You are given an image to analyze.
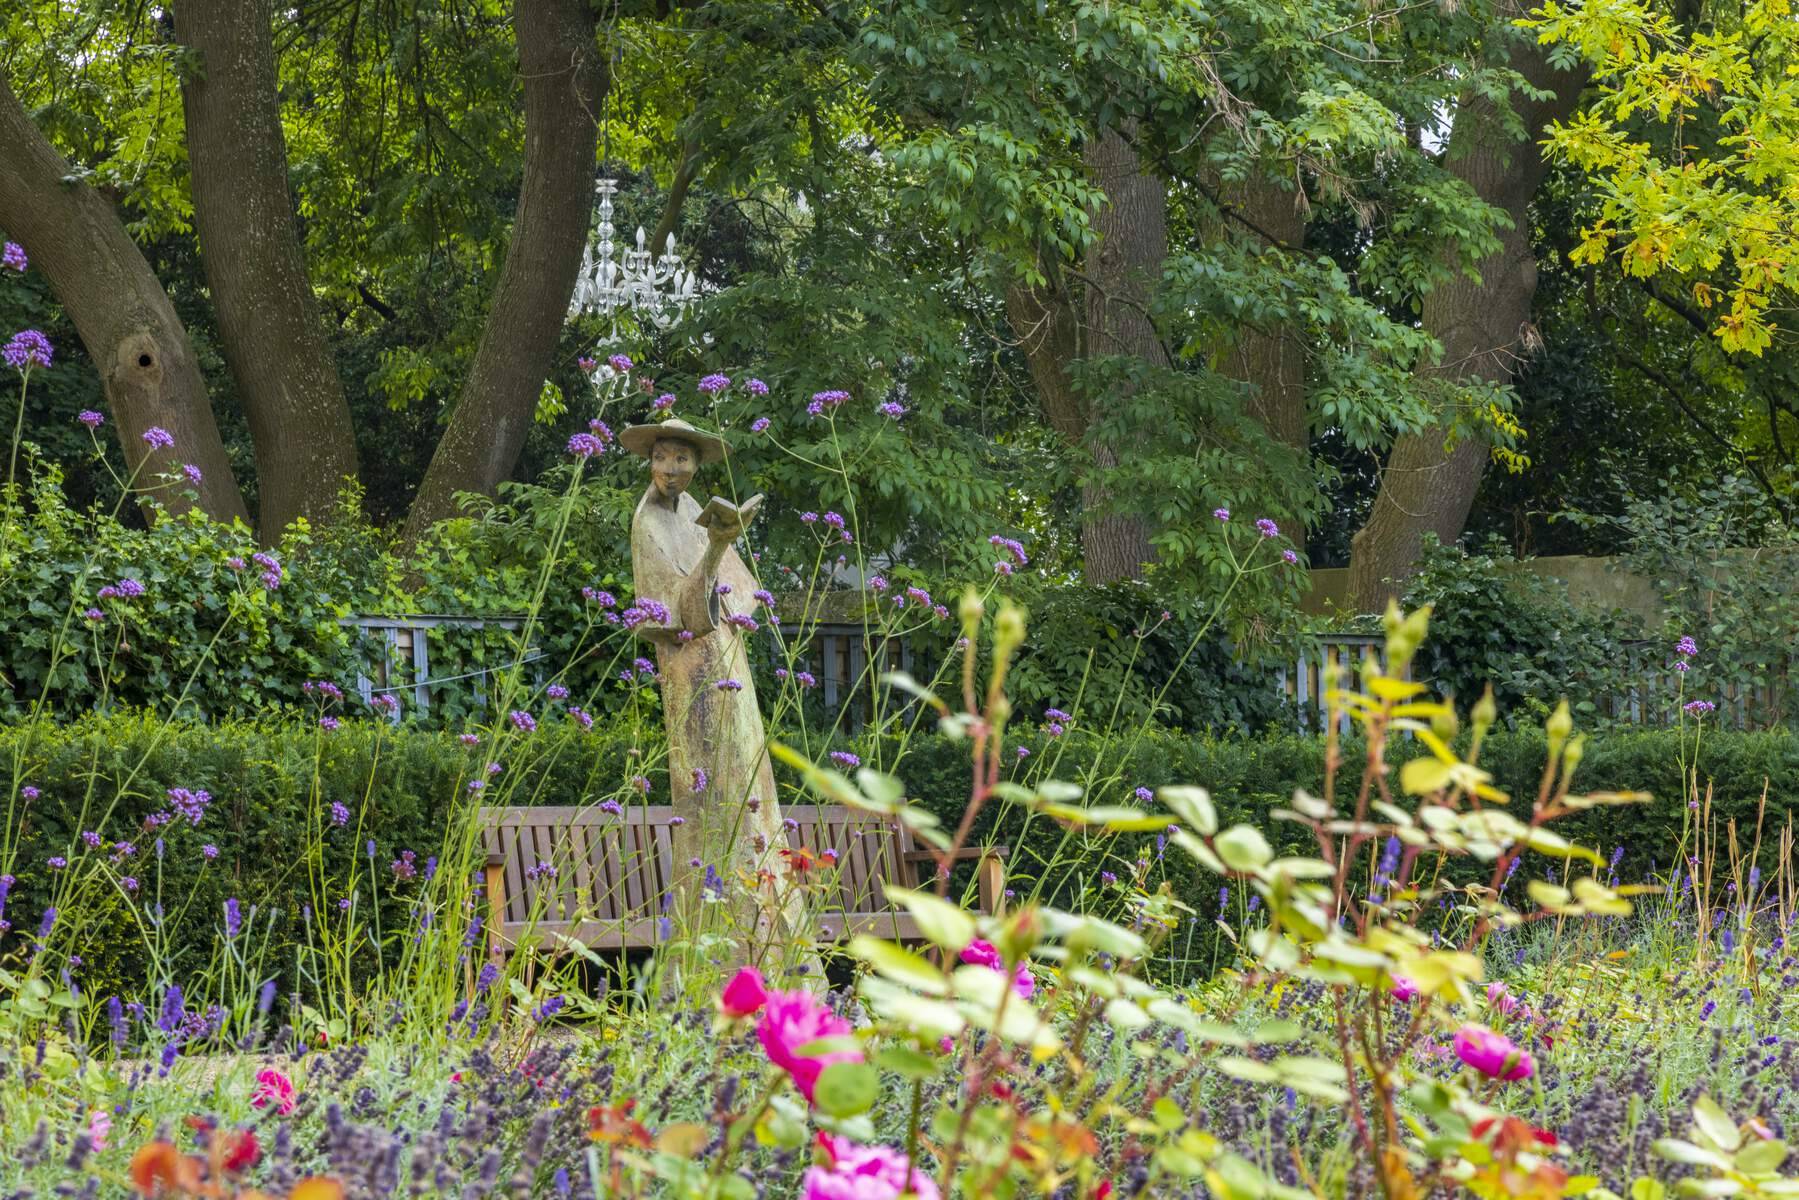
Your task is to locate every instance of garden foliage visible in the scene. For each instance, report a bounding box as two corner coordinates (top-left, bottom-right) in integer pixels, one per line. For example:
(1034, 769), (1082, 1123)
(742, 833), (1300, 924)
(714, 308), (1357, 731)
(6, 711), (1788, 994)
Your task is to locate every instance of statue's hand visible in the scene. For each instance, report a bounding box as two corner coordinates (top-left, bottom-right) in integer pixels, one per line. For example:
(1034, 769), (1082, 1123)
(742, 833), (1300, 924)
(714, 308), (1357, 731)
(702, 494), (762, 544)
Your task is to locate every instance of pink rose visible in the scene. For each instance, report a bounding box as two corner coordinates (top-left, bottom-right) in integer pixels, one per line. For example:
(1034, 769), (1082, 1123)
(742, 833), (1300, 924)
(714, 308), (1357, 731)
(250, 1067), (297, 1115)
(720, 967), (769, 1018)
(960, 939), (1003, 971)
(1453, 1024), (1533, 1081)
(804, 1134), (940, 1200)
(1391, 976), (1419, 1001)
(757, 991), (863, 1104)
(960, 938), (1034, 999)
(1486, 981), (1520, 1015)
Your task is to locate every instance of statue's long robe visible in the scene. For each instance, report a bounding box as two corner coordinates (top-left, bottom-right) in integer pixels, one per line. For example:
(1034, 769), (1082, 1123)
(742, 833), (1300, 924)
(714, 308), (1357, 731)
(630, 484), (807, 952)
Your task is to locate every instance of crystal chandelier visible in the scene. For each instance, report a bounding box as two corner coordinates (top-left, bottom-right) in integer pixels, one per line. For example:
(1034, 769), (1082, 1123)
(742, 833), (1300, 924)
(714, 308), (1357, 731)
(567, 179), (699, 336)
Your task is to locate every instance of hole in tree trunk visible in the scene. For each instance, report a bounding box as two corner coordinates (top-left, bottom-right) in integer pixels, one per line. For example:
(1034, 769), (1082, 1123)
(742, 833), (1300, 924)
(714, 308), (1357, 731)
(138, 353), (153, 368)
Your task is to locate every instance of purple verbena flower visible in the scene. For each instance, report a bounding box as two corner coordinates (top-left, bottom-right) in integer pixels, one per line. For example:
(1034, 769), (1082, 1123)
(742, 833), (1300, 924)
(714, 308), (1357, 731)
(141, 427), (174, 450)
(567, 433), (604, 458)
(1255, 517), (1280, 538)
(988, 535), (1028, 565)
(2, 242), (25, 272)
(78, 410), (104, 429)
(698, 373), (731, 394)
(167, 787), (211, 826)
(4, 329), (52, 371)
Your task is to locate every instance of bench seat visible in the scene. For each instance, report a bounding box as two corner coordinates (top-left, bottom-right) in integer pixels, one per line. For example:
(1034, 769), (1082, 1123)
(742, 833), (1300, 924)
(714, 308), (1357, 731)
(478, 803), (1002, 960)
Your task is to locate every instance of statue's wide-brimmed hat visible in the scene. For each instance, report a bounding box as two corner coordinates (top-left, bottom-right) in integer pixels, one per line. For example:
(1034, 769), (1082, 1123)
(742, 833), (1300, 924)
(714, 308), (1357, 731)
(618, 417), (727, 465)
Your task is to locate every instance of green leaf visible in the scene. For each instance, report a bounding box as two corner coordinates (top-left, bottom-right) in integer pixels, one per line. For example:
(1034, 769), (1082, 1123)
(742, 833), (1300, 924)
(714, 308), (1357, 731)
(1213, 1056), (1280, 1084)
(873, 1045), (941, 1080)
(848, 936), (949, 994)
(1734, 1139), (1787, 1174)
(1693, 1096), (1743, 1152)
(1159, 786), (1217, 835)
(1400, 757), (1455, 795)
(812, 1062), (879, 1117)
(1214, 825), (1273, 871)
(883, 886), (975, 950)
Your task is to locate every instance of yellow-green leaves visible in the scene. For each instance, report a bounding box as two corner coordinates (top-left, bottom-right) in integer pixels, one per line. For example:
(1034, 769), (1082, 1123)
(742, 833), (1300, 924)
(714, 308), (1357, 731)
(1653, 1094), (1799, 1196)
(1159, 786), (1218, 835)
(882, 886), (975, 951)
(1214, 825), (1274, 872)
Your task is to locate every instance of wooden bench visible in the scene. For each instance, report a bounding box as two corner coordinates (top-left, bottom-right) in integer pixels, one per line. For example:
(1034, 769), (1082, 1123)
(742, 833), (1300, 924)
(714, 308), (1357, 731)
(479, 804), (1005, 959)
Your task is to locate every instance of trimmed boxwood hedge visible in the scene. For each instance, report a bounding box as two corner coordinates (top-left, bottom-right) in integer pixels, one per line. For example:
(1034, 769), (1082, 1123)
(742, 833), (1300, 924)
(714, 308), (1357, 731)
(3, 715), (1791, 994)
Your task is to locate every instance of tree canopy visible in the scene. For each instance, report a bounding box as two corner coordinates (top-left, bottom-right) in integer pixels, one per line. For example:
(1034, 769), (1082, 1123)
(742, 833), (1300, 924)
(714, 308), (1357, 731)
(1, 0), (1793, 608)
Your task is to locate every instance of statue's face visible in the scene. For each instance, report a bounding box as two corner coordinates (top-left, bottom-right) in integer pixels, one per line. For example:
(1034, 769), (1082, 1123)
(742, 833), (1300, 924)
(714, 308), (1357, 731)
(650, 438), (697, 499)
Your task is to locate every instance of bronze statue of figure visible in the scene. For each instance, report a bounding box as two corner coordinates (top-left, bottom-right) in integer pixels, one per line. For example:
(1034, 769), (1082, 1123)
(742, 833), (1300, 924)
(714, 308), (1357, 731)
(619, 418), (808, 957)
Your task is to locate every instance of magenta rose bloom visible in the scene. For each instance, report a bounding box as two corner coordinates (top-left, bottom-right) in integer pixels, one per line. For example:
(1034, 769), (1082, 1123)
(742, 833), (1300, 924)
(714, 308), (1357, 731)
(959, 938), (1034, 998)
(1453, 1024), (1533, 1081)
(804, 1134), (940, 1200)
(756, 990), (861, 1104)
(251, 1068), (297, 1115)
(719, 967), (768, 1018)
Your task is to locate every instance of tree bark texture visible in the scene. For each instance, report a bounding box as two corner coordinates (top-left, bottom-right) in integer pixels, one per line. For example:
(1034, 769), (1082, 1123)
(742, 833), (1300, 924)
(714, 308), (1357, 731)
(1345, 27), (1587, 611)
(0, 71), (248, 526)
(401, 0), (604, 543)
(1215, 176), (1308, 452)
(177, 0), (360, 538)
(1005, 124), (1166, 585)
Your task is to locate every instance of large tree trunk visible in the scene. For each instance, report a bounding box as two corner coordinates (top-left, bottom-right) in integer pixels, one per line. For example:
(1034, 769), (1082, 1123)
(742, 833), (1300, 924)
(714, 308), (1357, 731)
(1215, 176), (1308, 452)
(0, 71), (248, 525)
(1006, 125), (1166, 584)
(177, 0), (360, 538)
(401, 0), (603, 543)
(1081, 124), (1166, 581)
(1345, 26), (1587, 610)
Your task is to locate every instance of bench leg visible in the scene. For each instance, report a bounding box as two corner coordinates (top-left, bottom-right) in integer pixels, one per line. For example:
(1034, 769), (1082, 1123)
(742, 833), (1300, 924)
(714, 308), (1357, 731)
(484, 860), (508, 967)
(978, 853), (1005, 917)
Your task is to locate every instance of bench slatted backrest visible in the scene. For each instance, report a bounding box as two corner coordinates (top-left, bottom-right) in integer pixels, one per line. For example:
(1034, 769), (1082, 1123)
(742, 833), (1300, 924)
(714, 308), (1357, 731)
(482, 806), (677, 927)
(779, 804), (916, 922)
(480, 804), (917, 947)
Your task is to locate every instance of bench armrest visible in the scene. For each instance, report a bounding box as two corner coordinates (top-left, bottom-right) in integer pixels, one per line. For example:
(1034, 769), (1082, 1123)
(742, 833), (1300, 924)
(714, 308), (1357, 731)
(900, 846), (1008, 863)
(900, 846), (1009, 915)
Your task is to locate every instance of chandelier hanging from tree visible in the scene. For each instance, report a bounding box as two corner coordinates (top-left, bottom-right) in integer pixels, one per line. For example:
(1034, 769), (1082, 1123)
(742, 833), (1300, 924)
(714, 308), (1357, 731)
(567, 179), (699, 337)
